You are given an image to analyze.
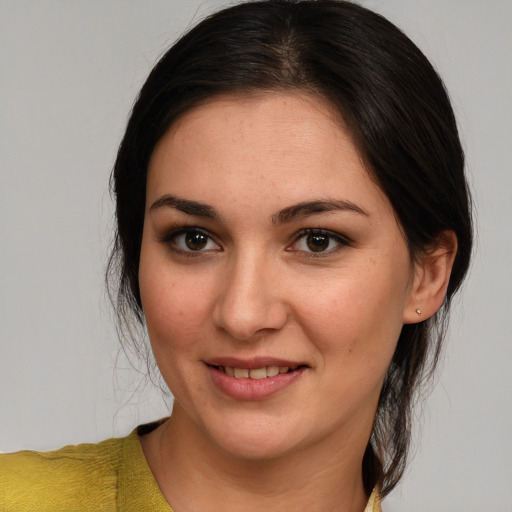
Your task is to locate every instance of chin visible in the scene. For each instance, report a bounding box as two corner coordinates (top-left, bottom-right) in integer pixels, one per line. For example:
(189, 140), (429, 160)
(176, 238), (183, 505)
(215, 431), (300, 461)
(198, 410), (319, 462)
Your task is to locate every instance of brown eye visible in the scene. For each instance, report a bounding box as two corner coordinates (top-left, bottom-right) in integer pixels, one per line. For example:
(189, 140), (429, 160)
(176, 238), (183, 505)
(290, 229), (349, 255)
(185, 231), (209, 251)
(306, 233), (330, 252)
(168, 228), (220, 253)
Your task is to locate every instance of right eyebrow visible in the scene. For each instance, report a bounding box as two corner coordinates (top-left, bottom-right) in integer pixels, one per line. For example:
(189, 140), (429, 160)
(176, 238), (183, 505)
(149, 194), (223, 221)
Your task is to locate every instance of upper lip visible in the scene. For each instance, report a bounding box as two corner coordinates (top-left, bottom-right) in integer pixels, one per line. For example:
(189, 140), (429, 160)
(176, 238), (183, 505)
(204, 357), (307, 369)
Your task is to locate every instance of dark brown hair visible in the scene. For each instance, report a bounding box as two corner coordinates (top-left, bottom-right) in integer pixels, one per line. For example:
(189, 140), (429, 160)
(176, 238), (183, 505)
(108, 0), (472, 497)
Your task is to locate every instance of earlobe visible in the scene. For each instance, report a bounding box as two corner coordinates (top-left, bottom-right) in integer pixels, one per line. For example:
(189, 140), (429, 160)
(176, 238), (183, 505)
(403, 231), (458, 324)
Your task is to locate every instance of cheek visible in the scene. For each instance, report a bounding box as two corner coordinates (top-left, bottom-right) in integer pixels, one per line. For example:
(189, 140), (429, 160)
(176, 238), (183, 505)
(138, 265), (217, 403)
(293, 262), (409, 371)
(141, 277), (211, 348)
(138, 246), (218, 361)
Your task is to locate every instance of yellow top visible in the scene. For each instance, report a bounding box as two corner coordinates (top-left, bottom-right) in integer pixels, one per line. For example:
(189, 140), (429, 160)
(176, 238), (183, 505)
(0, 422), (382, 512)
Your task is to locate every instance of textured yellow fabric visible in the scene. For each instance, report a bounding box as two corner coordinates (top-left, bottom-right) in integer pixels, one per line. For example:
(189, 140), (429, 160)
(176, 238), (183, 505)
(0, 424), (172, 512)
(365, 487), (382, 512)
(1, 422), (382, 512)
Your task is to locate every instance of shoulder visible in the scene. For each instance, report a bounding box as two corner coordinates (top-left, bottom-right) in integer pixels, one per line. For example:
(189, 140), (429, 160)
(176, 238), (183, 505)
(0, 435), (125, 511)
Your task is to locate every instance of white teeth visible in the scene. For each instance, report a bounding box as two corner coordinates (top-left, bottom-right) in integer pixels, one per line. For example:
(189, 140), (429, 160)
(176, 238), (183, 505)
(234, 368), (249, 378)
(223, 366), (294, 379)
(266, 366), (280, 377)
(249, 368), (267, 380)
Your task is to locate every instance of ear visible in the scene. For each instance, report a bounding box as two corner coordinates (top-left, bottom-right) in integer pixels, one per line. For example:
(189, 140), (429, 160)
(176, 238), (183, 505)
(403, 230), (458, 324)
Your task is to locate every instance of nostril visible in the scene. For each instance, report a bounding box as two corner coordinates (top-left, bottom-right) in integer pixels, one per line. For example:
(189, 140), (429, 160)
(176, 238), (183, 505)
(212, 298), (289, 342)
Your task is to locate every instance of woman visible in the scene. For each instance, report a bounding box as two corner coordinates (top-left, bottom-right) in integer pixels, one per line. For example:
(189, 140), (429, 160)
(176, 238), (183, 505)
(0, 1), (472, 511)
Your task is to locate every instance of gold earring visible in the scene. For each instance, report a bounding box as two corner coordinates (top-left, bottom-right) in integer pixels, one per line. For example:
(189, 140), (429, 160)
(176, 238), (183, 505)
(416, 308), (422, 316)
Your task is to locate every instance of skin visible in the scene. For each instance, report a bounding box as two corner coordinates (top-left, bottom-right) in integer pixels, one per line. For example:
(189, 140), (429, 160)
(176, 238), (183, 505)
(137, 93), (455, 512)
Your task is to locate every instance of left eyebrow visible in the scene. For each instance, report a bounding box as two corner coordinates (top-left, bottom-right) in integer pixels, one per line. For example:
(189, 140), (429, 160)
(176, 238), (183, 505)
(272, 199), (369, 225)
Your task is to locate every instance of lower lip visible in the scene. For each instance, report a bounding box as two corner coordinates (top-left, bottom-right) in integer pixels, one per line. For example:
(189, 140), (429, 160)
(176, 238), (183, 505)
(207, 365), (306, 400)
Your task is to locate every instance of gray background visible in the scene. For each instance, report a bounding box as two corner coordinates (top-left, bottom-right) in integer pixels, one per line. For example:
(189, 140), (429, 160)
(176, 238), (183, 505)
(1, 1), (511, 511)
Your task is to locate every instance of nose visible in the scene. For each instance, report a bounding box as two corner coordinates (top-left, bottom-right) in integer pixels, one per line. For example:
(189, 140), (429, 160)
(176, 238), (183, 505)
(212, 253), (289, 342)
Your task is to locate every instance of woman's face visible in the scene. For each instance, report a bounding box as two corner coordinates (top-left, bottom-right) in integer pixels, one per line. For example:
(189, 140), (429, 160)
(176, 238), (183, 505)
(139, 93), (418, 460)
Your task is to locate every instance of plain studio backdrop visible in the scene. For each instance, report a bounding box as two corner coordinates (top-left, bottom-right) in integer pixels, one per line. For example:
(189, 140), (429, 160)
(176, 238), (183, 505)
(1, 1), (511, 511)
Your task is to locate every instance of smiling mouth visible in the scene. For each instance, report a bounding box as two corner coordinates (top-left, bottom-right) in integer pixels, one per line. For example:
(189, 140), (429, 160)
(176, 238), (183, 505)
(209, 365), (305, 380)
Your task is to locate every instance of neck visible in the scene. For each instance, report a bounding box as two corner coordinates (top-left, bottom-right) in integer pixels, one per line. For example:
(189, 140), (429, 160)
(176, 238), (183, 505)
(140, 405), (371, 512)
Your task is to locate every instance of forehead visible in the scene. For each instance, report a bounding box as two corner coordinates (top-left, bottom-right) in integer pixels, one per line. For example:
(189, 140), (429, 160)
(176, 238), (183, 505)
(146, 92), (388, 218)
(151, 92), (357, 166)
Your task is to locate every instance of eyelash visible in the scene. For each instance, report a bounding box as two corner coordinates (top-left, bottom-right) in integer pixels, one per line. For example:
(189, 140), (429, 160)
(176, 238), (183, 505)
(289, 228), (352, 257)
(159, 226), (351, 257)
(159, 226), (222, 257)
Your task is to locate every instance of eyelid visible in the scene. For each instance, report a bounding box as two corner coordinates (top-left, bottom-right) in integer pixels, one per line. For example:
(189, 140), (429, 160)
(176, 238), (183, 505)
(288, 228), (352, 255)
(159, 226), (222, 255)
